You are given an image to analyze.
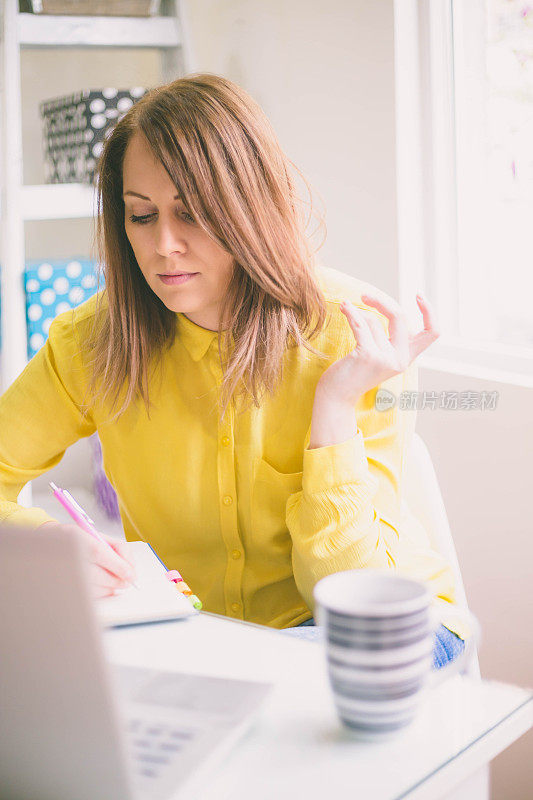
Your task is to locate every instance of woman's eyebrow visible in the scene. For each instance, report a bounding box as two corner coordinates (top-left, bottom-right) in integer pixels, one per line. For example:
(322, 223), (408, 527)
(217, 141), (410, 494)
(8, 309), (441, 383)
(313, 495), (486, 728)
(122, 191), (184, 200)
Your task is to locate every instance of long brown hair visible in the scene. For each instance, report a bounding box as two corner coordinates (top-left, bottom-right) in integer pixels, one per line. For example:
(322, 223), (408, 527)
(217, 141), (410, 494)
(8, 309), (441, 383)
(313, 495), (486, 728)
(87, 73), (330, 422)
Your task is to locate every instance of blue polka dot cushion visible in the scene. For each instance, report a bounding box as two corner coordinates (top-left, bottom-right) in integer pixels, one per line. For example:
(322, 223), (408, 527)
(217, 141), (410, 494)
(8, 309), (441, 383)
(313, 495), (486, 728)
(23, 258), (120, 522)
(24, 258), (99, 358)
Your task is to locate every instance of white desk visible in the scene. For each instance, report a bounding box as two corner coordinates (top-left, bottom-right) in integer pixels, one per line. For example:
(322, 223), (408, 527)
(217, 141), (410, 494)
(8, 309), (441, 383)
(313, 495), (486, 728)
(103, 612), (532, 800)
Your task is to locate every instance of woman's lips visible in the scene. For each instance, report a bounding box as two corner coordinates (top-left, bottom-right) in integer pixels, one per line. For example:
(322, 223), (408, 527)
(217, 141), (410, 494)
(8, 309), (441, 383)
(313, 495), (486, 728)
(158, 273), (199, 285)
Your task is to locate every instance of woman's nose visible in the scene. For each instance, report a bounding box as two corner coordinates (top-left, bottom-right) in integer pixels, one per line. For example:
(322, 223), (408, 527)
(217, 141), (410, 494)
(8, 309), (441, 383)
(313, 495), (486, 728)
(154, 219), (187, 258)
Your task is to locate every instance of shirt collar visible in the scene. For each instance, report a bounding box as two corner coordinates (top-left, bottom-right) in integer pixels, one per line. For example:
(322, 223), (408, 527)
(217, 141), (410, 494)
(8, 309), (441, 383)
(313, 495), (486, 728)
(176, 312), (219, 362)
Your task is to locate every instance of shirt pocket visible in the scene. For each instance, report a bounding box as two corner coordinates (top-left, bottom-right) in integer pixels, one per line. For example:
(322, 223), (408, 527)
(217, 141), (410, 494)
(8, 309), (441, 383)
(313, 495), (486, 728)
(251, 458), (303, 560)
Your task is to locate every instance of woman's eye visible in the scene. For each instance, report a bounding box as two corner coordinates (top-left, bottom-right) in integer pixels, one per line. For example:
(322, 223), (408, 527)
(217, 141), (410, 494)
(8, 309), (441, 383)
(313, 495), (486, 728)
(129, 213), (156, 225)
(128, 211), (194, 225)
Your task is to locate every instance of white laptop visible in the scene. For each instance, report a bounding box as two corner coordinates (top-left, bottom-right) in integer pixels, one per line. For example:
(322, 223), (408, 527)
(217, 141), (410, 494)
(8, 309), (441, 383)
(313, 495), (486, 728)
(0, 525), (272, 800)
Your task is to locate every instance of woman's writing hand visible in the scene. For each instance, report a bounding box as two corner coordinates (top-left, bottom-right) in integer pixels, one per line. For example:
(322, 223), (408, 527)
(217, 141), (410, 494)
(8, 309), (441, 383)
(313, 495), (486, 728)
(36, 521), (136, 598)
(316, 292), (440, 407)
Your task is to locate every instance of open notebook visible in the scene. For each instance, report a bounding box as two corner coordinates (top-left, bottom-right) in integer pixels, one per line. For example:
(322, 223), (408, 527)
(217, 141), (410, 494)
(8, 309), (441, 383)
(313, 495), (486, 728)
(96, 541), (198, 627)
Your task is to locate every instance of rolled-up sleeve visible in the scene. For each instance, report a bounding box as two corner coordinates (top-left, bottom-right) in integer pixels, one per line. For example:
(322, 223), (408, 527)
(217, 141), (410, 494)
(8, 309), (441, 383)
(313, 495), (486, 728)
(286, 360), (459, 625)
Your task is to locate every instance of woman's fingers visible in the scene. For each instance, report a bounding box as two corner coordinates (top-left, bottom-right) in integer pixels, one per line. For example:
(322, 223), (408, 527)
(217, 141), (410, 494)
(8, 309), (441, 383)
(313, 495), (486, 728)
(323, 291), (440, 406)
(409, 294), (440, 358)
(340, 302), (376, 351)
(106, 536), (136, 572)
(360, 292), (410, 360)
(88, 563), (130, 598)
(88, 536), (136, 583)
(81, 526), (134, 582)
(38, 521), (136, 595)
(362, 310), (392, 350)
(361, 291), (440, 363)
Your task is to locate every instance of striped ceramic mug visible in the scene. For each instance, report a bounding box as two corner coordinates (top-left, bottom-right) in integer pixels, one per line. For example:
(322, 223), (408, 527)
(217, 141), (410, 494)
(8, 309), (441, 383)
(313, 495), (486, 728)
(313, 569), (480, 740)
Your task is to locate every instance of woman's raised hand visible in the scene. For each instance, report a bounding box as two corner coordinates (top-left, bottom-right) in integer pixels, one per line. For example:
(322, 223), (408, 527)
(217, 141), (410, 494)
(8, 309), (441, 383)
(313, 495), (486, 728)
(37, 521), (136, 598)
(316, 292), (440, 407)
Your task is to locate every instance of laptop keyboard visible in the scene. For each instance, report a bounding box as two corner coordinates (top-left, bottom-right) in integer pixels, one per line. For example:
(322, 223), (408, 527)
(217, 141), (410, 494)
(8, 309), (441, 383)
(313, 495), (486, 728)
(112, 663), (271, 798)
(127, 716), (199, 782)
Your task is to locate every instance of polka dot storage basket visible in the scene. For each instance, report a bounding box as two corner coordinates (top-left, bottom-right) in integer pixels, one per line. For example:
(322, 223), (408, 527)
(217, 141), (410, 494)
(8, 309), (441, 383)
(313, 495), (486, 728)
(23, 258), (121, 521)
(25, 258), (99, 358)
(40, 88), (147, 185)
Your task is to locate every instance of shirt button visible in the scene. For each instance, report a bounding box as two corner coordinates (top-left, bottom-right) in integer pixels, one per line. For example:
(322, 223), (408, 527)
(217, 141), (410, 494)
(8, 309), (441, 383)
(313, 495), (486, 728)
(230, 602), (241, 613)
(223, 495), (233, 506)
(231, 549), (241, 560)
(221, 436), (230, 447)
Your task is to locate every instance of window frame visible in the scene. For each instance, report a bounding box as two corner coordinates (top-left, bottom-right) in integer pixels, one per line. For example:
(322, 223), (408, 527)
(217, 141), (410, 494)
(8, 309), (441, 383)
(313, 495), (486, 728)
(394, 0), (533, 388)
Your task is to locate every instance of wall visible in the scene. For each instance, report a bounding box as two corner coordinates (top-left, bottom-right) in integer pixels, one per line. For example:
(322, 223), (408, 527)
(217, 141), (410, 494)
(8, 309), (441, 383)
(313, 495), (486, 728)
(416, 368), (533, 799)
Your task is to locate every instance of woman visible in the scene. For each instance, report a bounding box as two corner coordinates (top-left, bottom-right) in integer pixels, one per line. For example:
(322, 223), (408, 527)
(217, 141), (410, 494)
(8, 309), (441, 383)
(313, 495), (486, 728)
(0, 74), (464, 662)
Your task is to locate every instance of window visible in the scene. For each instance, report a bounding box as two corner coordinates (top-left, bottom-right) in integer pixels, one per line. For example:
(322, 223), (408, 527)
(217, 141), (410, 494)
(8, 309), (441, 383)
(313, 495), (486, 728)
(394, 0), (533, 386)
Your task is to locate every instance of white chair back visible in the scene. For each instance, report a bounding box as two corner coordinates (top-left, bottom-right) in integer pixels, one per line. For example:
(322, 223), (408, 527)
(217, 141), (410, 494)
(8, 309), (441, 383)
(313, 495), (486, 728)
(402, 432), (480, 679)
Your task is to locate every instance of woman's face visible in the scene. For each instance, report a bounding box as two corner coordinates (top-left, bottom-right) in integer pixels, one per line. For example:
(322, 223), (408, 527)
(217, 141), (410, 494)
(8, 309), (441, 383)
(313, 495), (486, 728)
(122, 132), (235, 331)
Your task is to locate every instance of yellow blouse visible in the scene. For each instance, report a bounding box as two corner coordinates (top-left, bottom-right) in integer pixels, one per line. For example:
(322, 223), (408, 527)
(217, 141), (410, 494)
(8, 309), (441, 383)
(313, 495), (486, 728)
(0, 265), (464, 635)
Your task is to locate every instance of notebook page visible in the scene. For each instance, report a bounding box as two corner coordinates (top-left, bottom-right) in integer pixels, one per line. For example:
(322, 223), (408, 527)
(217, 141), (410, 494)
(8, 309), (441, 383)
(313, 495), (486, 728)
(96, 542), (197, 627)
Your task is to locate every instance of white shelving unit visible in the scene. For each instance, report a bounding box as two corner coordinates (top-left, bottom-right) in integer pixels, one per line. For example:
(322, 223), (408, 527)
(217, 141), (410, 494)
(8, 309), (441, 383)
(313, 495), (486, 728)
(18, 12), (183, 48)
(0, 0), (194, 508)
(21, 183), (96, 220)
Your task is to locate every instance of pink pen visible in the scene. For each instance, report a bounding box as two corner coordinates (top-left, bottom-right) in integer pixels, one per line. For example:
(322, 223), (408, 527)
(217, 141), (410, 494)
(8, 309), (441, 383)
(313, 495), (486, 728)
(49, 481), (138, 589)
